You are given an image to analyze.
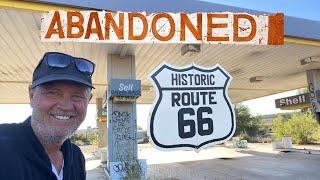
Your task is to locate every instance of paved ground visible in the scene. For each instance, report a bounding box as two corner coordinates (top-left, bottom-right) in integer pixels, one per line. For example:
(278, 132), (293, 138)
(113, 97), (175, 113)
(85, 155), (106, 180)
(84, 143), (320, 180)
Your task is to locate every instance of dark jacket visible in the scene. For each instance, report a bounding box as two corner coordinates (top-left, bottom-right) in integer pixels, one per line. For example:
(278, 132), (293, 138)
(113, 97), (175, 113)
(0, 117), (86, 180)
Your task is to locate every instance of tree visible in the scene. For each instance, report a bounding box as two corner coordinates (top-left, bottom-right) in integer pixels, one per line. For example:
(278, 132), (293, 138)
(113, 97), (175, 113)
(273, 115), (291, 140)
(273, 112), (320, 144)
(234, 104), (262, 137)
(289, 113), (320, 144)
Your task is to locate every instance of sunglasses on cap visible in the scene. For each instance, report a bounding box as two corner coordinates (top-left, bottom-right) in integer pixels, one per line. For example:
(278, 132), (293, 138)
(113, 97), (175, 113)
(41, 52), (95, 76)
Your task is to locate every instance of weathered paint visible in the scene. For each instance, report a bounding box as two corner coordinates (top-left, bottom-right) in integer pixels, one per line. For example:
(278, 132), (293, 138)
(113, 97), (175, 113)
(109, 79), (141, 97)
(306, 70), (320, 122)
(275, 93), (310, 109)
(41, 11), (284, 45)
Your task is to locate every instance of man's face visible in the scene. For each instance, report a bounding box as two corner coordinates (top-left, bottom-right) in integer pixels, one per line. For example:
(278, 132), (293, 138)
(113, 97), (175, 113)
(29, 81), (92, 144)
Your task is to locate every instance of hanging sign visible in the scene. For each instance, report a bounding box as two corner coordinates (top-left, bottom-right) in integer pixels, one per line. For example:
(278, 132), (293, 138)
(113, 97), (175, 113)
(275, 93), (310, 110)
(148, 62), (236, 151)
(41, 11), (283, 45)
(109, 79), (141, 97)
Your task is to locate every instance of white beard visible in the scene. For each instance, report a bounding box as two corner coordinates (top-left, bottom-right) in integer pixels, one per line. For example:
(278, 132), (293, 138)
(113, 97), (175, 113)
(31, 118), (79, 145)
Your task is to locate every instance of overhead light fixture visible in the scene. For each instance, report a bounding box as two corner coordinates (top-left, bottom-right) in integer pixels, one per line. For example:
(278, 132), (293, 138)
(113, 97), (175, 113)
(230, 68), (244, 76)
(248, 50), (266, 57)
(300, 56), (320, 65)
(250, 76), (263, 83)
(120, 44), (129, 59)
(181, 44), (201, 56)
(141, 85), (152, 91)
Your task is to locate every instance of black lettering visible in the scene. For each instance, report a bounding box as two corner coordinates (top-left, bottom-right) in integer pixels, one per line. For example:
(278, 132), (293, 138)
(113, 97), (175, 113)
(181, 92), (190, 106)
(172, 92), (181, 107)
(200, 74), (206, 85)
(171, 73), (179, 85)
(195, 74), (200, 85)
(181, 74), (188, 85)
(200, 91), (208, 104)
(210, 75), (215, 85)
(209, 91), (217, 104)
(191, 92), (200, 105)
(197, 107), (213, 136)
(188, 74), (194, 85)
(178, 108), (196, 139)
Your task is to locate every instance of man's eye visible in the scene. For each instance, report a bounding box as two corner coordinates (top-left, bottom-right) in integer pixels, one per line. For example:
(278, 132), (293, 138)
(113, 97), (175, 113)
(44, 91), (60, 97)
(72, 94), (85, 100)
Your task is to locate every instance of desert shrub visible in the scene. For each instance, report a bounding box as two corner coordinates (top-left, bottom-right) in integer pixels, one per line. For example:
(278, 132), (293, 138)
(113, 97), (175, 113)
(239, 132), (250, 141)
(273, 115), (291, 140)
(273, 112), (320, 144)
(235, 104), (263, 137)
(75, 140), (85, 146)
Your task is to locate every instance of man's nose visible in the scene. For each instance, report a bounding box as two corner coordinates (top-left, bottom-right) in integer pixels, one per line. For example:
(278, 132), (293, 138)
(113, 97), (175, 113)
(57, 96), (74, 111)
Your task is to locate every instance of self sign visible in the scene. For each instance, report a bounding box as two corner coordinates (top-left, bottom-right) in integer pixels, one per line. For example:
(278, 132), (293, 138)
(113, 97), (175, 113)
(148, 63), (236, 151)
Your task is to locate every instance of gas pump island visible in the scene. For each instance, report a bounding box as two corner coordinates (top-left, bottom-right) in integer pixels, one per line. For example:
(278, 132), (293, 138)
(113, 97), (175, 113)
(41, 10), (285, 179)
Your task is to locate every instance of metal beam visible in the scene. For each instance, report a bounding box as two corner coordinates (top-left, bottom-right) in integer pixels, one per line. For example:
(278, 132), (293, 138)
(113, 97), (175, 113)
(0, 0), (83, 12)
(119, 45), (129, 59)
(285, 37), (320, 47)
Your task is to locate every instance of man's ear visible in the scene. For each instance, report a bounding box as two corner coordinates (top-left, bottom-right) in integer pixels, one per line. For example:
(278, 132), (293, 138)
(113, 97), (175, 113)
(89, 93), (93, 101)
(29, 85), (34, 107)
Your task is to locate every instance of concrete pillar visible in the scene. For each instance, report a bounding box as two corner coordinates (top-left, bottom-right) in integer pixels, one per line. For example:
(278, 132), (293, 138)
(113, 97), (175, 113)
(107, 54), (137, 168)
(306, 69), (320, 123)
(96, 98), (107, 148)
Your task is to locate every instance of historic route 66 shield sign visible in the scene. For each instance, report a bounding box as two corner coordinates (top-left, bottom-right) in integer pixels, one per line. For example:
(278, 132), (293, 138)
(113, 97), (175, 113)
(148, 62), (236, 151)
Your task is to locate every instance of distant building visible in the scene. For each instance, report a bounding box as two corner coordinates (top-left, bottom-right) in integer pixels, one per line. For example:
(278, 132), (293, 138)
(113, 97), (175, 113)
(260, 113), (294, 132)
(76, 127), (98, 134)
(261, 114), (278, 126)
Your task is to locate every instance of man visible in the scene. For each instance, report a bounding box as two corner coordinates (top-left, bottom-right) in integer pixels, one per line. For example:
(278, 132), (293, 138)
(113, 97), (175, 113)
(0, 52), (95, 180)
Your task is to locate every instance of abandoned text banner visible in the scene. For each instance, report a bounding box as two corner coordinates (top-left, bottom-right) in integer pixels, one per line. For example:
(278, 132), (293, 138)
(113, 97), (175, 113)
(41, 11), (284, 45)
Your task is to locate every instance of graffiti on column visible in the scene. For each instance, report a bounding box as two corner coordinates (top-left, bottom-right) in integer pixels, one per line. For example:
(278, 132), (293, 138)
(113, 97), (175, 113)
(308, 82), (319, 112)
(112, 111), (136, 161)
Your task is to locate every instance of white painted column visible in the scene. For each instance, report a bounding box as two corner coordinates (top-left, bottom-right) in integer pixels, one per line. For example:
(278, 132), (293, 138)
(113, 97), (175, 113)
(96, 98), (107, 148)
(106, 54), (138, 169)
(306, 69), (320, 123)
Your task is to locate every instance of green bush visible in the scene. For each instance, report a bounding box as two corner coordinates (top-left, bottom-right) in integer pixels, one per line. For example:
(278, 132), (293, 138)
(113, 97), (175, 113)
(71, 131), (98, 145)
(239, 132), (250, 141)
(273, 115), (291, 140)
(273, 112), (320, 144)
(75, 140), (85, 146)
(123, 160), (144, 180)
(235, 104), (263, 137)
(289, 113), (320, 144)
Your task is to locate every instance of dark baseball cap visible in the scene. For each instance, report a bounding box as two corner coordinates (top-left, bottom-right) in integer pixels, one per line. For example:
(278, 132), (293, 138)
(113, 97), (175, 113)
(31, 52), (95, 89)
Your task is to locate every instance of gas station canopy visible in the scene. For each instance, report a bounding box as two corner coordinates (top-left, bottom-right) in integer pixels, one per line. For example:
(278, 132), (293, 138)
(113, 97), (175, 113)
(0, 0), (319, 104)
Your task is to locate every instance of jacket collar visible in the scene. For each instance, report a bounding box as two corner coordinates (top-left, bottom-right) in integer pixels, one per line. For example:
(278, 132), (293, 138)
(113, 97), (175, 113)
(20, 117), (74, 172)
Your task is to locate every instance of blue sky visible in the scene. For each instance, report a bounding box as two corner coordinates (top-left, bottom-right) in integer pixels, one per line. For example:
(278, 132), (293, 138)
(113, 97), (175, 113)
(199, 0), (318, 116)
(0, 1), (317, 129)
(202, 0), (320, 21)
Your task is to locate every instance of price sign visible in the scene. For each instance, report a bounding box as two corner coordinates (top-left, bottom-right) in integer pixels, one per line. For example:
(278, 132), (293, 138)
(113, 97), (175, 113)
(148, 63), (236, 151)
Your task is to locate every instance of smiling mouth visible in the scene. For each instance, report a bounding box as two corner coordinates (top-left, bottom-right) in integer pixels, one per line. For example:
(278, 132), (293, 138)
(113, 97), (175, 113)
(52, 115), (74, 121)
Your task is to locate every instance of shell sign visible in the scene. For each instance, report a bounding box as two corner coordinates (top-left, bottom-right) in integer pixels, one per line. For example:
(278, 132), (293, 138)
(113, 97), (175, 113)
(41, 11), (284, 45)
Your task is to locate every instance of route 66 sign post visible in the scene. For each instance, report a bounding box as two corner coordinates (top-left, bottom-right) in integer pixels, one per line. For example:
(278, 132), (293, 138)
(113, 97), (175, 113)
(148, 62), (236, 151)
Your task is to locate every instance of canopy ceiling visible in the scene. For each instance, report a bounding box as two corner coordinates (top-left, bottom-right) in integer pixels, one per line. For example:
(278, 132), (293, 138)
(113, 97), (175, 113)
(0, 1), (319, 104)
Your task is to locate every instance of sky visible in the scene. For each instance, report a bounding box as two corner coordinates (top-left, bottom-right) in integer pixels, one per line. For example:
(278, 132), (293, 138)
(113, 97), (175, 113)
(200, 0), (320, 115)
(202, 0), (320, 21)
(0, 0), (318, 129)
